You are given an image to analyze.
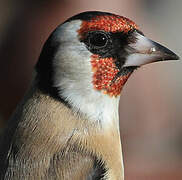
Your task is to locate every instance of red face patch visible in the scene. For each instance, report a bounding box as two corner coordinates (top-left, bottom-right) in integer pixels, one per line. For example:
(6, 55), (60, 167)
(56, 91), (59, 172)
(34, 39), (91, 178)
(91, 54), (132, 97)
(78, 14), (138, 37)
(78, 14), (138, 97)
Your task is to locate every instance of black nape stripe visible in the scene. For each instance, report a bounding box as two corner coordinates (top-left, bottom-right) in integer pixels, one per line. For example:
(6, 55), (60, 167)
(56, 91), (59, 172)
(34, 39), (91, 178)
(65, 11), (113, 22)
(35, 34), (71, 108)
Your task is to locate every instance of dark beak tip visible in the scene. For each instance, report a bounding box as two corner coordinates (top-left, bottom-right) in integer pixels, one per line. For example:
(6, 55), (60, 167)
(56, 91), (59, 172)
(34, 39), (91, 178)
(152, 40), (180, 61)
(166, 53), (180, 61)
(174, 54), (180, 60)
(169, 49), (180, 60)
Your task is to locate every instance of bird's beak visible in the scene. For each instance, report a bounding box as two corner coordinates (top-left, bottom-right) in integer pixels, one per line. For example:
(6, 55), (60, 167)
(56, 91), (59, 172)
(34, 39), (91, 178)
(123, 31), (179, 67)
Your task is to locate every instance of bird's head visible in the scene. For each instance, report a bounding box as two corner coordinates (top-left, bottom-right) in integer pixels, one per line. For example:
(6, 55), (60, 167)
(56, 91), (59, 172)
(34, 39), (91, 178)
(36, 11), (179, 121)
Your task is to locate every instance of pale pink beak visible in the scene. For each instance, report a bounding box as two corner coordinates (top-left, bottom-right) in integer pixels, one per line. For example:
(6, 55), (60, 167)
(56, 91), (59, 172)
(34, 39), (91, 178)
(124, 32), (179, 67)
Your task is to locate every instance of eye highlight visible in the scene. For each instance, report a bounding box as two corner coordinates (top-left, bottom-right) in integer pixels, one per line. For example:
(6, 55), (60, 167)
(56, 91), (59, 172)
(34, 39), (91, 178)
(88, 32), (108, 48)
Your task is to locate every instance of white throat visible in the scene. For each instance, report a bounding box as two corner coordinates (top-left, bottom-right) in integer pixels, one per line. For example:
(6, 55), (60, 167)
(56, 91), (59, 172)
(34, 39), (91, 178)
(63, 88), (120, 128)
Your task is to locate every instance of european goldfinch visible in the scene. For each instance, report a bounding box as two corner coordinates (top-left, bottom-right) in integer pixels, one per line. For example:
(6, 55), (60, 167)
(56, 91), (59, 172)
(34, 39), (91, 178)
(0, 11), (179, 180)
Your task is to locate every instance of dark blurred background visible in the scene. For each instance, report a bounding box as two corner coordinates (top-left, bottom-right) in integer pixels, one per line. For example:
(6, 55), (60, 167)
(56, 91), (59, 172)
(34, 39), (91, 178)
(0, 0), (182, 179)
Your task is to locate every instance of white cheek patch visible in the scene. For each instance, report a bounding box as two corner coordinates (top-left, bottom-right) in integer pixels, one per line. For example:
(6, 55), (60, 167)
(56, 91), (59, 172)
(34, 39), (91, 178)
(49, 20), (120, 128)
(53, 20), (82, 43)
(52, 20), (93, 90)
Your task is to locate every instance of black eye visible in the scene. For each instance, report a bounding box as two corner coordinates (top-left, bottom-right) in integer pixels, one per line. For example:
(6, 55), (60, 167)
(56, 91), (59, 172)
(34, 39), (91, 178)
(82, 31), (112, 56)
(88, 32), (108, 48)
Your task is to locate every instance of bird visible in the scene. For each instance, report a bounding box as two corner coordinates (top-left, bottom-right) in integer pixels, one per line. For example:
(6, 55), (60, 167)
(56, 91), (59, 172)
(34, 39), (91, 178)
(0, 11), (179, 180)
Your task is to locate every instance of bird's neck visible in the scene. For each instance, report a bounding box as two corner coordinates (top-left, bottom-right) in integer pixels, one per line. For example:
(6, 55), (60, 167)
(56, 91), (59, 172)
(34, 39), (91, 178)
(70, 93), (121, 129)
(3, 84), (124, 179)
(33, 87), (124, 179)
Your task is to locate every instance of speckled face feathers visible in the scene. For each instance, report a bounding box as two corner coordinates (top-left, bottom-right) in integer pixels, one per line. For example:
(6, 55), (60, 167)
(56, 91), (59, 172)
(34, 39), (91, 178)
(91, 54), (132, 96)
(78, 14), (138, 35)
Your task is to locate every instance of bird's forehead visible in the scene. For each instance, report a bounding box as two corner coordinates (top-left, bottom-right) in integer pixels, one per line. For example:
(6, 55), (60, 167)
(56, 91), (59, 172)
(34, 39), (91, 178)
(78, 15), (138, 35)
